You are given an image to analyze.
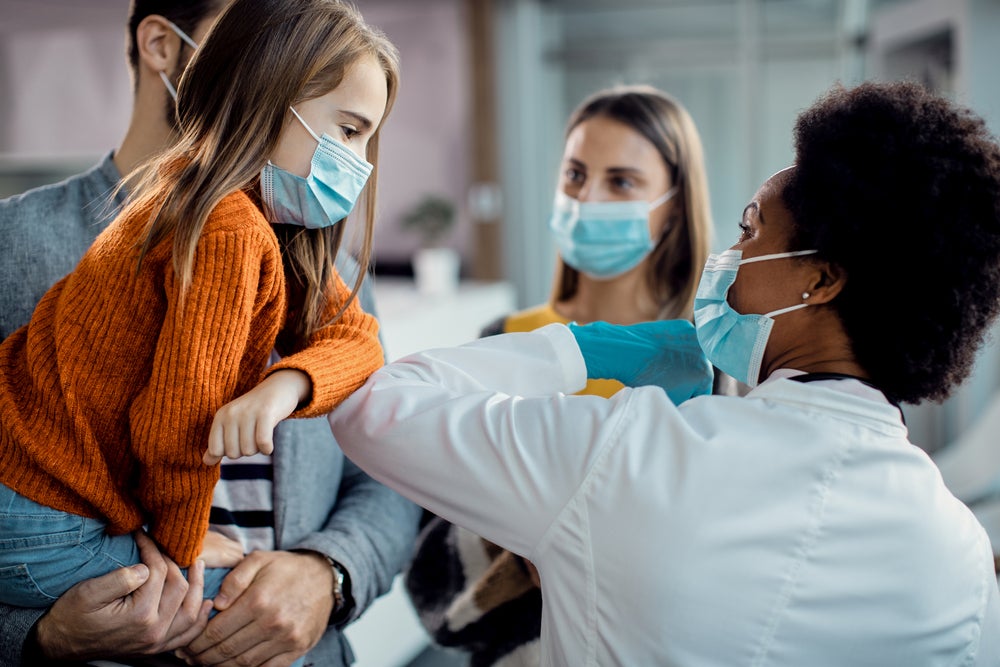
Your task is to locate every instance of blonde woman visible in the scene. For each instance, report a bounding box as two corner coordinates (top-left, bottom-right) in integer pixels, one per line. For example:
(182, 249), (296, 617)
(405, 85), (713, 665)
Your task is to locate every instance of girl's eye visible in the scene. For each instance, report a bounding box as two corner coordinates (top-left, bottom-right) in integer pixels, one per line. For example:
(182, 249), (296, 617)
(565, 168), (584, 184)
(341, 125), (360, 140)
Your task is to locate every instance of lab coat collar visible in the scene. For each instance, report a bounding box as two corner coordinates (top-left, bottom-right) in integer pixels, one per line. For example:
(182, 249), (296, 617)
(748, 369), (908, 438)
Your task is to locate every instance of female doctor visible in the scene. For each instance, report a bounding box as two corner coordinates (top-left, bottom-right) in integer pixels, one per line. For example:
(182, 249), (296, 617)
(330, 81), (1000, 664)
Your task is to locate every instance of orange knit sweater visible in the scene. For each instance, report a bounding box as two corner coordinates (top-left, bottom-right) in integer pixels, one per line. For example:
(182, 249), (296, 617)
(0, 190), (382, 566)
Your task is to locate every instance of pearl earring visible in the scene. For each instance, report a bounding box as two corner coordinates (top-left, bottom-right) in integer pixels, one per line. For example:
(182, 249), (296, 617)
(802, 292), (810, 300)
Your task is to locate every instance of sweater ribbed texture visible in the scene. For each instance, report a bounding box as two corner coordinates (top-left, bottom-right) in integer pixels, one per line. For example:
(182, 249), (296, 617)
(0, 190), (382, 566)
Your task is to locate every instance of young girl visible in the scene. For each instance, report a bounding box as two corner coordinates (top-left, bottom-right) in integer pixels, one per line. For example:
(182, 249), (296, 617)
(0, 0), (399, 607)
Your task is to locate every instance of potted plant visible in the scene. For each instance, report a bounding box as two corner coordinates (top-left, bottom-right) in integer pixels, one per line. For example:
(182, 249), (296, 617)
(402, 194), (460, 295)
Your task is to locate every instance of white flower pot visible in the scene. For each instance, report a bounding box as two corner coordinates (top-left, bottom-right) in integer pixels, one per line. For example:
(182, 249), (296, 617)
(413, 247), (460, 296)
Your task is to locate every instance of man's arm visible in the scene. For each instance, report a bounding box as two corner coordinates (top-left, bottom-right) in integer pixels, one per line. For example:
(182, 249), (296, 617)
(317, 254), (421, 621)
(0, 605), (45, 667)
(294, 457), (421, 624)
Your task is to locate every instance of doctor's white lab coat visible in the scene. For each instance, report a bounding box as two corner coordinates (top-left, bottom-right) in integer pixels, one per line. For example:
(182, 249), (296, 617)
(329, 324), (999, 666)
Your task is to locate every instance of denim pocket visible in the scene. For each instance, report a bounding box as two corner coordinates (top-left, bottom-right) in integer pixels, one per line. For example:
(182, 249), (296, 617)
(0, 499), (84, 553)
(0, 563), (61, 607)
(0, 485), (151, 612)
(0, 486), (89, 606)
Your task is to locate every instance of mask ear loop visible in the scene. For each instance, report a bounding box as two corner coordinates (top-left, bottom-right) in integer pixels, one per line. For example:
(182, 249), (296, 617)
(159, 22), (199, 105)
(165, 20), (200, 50)
(648, 185), (679, 212)
(764, 302), (809, 318)
(159, 71), (179, 102)
(650, 185), (681, 242)
(288, 107), (321, 143)
(739, 249), (818, 265)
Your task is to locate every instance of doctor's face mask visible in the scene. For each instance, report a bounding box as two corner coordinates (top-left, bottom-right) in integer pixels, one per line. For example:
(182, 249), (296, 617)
(693, 248), (818, 386)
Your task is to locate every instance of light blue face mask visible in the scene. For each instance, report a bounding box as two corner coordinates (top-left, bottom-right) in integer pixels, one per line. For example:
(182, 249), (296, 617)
(158, 20), (200, 102)
(693, 248), (818, 387)
(548, 187), (677, 280)
(261, 107), (373, 229)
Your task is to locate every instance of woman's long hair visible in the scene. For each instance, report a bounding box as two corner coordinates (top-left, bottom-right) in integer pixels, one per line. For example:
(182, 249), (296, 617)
(552, 85), (712, 320)
(125, 0), (399, 344)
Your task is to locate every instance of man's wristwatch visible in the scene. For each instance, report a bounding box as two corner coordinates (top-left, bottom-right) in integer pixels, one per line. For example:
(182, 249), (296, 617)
(295, 549), (353, 621)
(320, 554), (353, 621)
(323, 555), (346, 613)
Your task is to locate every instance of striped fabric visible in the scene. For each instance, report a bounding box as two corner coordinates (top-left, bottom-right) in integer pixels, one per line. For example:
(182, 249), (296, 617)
(208, 348), (283, 552)
(210, 453), (275, 552)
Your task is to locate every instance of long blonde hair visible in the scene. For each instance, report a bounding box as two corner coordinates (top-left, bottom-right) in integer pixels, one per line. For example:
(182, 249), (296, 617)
(552, 85), (712, 319)
(126, 0), (399, 345)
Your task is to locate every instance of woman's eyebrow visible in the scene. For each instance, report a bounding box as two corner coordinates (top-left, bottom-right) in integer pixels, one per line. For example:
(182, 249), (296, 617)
(606, 166), (643, 176)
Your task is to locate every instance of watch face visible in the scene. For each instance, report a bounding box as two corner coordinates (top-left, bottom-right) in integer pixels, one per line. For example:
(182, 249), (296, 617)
(325, 557), (347, 612)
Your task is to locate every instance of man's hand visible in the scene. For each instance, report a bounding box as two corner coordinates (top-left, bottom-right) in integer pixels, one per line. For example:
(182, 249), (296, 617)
(35, 532), (211, 659)
(178, 550), (333, 666)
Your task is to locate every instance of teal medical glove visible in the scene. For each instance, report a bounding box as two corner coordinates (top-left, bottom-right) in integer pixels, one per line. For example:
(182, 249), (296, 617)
(567, 320), (713, 404)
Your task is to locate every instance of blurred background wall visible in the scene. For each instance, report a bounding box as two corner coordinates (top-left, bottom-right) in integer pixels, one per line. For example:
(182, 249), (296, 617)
(3, 1), (1000, 664)
(4, 0), (998, 454)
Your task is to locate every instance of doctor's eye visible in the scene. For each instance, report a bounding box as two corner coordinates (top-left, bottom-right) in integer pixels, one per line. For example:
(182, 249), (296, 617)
(341, 125), (360, 141)
(737, 221), (752, 242)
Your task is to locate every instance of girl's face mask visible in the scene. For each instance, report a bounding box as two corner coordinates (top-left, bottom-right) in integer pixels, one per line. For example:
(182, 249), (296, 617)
(261, 107), (373, 229)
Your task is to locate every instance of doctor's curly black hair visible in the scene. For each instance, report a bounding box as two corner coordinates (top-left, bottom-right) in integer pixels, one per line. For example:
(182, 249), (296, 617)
(782, 81), (1000, 404)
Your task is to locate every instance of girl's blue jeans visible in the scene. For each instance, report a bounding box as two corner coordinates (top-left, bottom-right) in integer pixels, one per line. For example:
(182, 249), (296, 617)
(0, 483), (307, 667)
(0, 482), (229, 607)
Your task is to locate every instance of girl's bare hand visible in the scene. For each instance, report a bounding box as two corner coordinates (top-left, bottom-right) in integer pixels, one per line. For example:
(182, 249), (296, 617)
(204, 369), (310, 465)
(199, 530), (245, 569)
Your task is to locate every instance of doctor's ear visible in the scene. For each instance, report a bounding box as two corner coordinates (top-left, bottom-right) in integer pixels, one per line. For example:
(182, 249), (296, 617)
(801, 260), (846, 305)
(136, 15), (184, 75)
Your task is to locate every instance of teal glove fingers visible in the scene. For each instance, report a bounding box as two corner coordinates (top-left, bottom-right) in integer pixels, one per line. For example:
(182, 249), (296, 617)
(567, 320), (713, 404)
(567, 320), (639, 381)
(631, 324), (713, 403)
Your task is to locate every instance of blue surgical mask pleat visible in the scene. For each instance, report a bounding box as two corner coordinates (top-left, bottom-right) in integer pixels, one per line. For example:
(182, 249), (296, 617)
(693, 248), (817, 386)
(547, 188), (677, 280)
(315, 138), (372, 183)
(261, 108), (373, 229)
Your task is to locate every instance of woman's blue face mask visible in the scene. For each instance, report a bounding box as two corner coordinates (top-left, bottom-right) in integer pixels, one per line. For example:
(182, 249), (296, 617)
(261, 107), (373, 230)
(548, 187), (677, 280)
(693, 248), (818, 387)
